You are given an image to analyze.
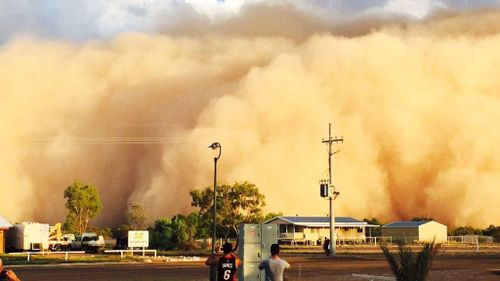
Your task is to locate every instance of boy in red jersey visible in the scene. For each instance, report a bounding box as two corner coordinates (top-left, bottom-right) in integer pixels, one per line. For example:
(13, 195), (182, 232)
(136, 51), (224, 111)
(206, 242), (242, 281)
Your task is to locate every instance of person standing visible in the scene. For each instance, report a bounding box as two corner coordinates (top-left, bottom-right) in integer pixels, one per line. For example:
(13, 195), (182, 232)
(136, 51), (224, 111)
(323, 237), (331, 256)
(259, 244), (290, 281)
(205, 242), (242, 281)
(0, 258), (21, 281)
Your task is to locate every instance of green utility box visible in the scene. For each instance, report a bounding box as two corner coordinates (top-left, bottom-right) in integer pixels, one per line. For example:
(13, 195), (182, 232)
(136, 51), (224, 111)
(238, 224), (278, 281)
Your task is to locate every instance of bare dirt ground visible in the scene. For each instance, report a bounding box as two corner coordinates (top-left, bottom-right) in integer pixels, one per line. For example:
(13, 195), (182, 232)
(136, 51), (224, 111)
(284, 254), (500, 281)
(9, 253), (500, 281)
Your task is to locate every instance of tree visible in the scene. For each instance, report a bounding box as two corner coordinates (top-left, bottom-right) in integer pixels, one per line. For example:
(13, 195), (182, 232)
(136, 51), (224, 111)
(363, 217), (382, 237)
(171, 215), (190, 249)
(148, 215), (196, 250)
(262, 212), (283, 222)
(190, 181), (265, 240)
(128, 203), (148, 230)
(482, 225), (500, 242)
(450, 226), (481, 236)
(411, 216), (433, 222)
(63, 181), (103, 234)
(183, 212), (205, 241)
(149, 217), (176, 250)
(381, 241), (439, 281)
(63, 213), (79, 234)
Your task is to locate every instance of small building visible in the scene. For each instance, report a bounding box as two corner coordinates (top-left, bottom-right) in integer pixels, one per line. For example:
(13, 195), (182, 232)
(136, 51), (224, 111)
(381, 220), (447, 243)
(263, 216), (377, 245)
(0, 215), (13, 253)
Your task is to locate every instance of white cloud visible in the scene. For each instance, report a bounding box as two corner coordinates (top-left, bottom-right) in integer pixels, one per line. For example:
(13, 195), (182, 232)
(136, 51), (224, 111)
(382, 0), (445, 19)
(0, 0), (499, 42)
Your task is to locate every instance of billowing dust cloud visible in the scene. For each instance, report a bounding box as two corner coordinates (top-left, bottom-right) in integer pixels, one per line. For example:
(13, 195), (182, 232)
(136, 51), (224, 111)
(1, 10), (499, 228)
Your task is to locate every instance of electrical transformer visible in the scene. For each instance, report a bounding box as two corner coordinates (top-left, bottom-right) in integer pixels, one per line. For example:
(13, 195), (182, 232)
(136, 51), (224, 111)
(238, 224), (278, 281)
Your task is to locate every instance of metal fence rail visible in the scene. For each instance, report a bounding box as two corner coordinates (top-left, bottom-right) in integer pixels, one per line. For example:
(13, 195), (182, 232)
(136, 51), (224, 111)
(364, 237), (393, 245)
(447, 235), (493, 244)
(9, 251), (85, 261)
(104, 249), (157, 259)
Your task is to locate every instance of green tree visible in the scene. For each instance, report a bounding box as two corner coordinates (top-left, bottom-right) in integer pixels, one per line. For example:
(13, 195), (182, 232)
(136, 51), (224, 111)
(149, 217), (176, 250)
(482, 225), (500, 242)
(184, 212), (205, 241)
(128, 203), (148, 230)
(148, 215), (194, 250)
(381, 241), (439, 281)
(411, 216), (433, 222)
(64, 181), (103, 234)
(171, 215), (189, 249)
(190, 181), (265, 240)
(363, 217), (382, 237)
(262, 212), (283, 222)
(450, 226), (481, 236)
(111, 224), (130, 239)
(63, 213), (79, 234)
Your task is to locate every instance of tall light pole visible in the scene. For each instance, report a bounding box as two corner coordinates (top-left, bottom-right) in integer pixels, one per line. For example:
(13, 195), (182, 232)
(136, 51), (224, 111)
(209, 142), (221, 281)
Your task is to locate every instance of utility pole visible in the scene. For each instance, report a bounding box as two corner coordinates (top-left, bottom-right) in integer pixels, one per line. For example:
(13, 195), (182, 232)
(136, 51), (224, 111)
(321, 123), (343, 256)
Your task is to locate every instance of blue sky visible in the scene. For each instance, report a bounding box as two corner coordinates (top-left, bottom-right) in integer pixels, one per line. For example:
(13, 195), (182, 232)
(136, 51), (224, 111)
(0, 0), (499, 42)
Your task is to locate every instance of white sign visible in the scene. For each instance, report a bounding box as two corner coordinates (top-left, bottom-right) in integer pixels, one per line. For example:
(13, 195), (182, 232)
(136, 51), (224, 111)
(128, 230), (149, 248)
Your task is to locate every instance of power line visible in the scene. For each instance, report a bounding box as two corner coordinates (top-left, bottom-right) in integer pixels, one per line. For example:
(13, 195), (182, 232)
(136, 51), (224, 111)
(20, 136), (192, 145)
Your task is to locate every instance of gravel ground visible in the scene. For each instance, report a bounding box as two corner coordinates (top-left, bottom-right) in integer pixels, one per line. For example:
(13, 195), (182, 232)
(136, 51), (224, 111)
(7, 253), (500, 281)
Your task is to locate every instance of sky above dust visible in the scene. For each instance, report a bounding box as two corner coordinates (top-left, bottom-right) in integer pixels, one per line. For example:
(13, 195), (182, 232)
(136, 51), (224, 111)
(1, 1), (499, 228)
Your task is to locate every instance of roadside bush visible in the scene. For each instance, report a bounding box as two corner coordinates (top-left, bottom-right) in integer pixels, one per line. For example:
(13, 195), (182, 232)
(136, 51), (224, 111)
(380, 241), (439, 281)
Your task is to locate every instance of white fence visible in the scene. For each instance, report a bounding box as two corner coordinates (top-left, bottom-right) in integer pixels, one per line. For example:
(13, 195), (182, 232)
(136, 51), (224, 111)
(9, 251), (85, 261)
(326, 236), (394, 245)
(104, 249), (157, 259)
(447, 235), (493, 244)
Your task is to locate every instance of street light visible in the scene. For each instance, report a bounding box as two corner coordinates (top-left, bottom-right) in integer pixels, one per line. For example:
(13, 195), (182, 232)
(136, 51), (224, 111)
(209, 142), (221, 281)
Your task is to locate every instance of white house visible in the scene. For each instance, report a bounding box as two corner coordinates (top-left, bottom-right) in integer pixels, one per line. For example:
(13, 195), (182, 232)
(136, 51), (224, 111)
(264, 216), (378, 245)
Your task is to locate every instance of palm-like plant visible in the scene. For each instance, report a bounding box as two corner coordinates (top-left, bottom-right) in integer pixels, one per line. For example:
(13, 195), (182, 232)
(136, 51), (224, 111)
(380, 241), (439, 281)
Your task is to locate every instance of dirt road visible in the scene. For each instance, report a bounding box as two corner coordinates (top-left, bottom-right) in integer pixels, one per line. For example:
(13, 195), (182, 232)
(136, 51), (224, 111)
(9, 254), (500, 281)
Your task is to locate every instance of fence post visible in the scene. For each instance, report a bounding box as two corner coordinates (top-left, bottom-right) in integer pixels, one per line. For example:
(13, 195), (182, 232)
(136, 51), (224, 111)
(27, 253), (30, 262)
(476, 236), (479, 253)
(65, 252), (69, 261)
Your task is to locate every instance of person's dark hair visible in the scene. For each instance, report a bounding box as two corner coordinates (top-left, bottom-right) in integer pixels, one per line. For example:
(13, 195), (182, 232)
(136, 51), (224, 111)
(270, 244), (280, 256)
(222, 242), (233, 254)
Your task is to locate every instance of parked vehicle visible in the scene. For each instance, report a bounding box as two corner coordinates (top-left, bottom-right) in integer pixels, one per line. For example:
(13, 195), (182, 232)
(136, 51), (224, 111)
(48, 223), (75, 251)
(71, 232), (105, 253)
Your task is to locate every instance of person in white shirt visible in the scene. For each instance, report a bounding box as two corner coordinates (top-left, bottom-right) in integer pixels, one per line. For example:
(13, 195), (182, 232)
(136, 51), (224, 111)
(259, 244), (290, 281)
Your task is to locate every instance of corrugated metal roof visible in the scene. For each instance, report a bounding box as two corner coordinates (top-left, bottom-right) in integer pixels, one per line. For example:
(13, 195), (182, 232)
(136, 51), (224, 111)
(281, 216), (363, 224)
(264, 216), (369, 227)
(383, 221), (430, 228)
(0, 215), (13, 229)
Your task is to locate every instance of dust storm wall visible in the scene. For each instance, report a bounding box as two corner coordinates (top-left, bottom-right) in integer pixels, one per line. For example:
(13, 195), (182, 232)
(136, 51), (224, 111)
(0, 8), (499, 227)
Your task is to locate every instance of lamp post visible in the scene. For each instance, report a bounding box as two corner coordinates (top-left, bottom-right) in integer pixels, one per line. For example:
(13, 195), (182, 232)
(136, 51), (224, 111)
(209, 142), (221, 281)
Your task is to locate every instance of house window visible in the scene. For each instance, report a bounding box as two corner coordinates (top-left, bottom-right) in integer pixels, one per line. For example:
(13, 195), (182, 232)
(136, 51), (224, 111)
(280, 224), (287, 233)
(357, 227), (363, 233)
(295, 226), (304, 232)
